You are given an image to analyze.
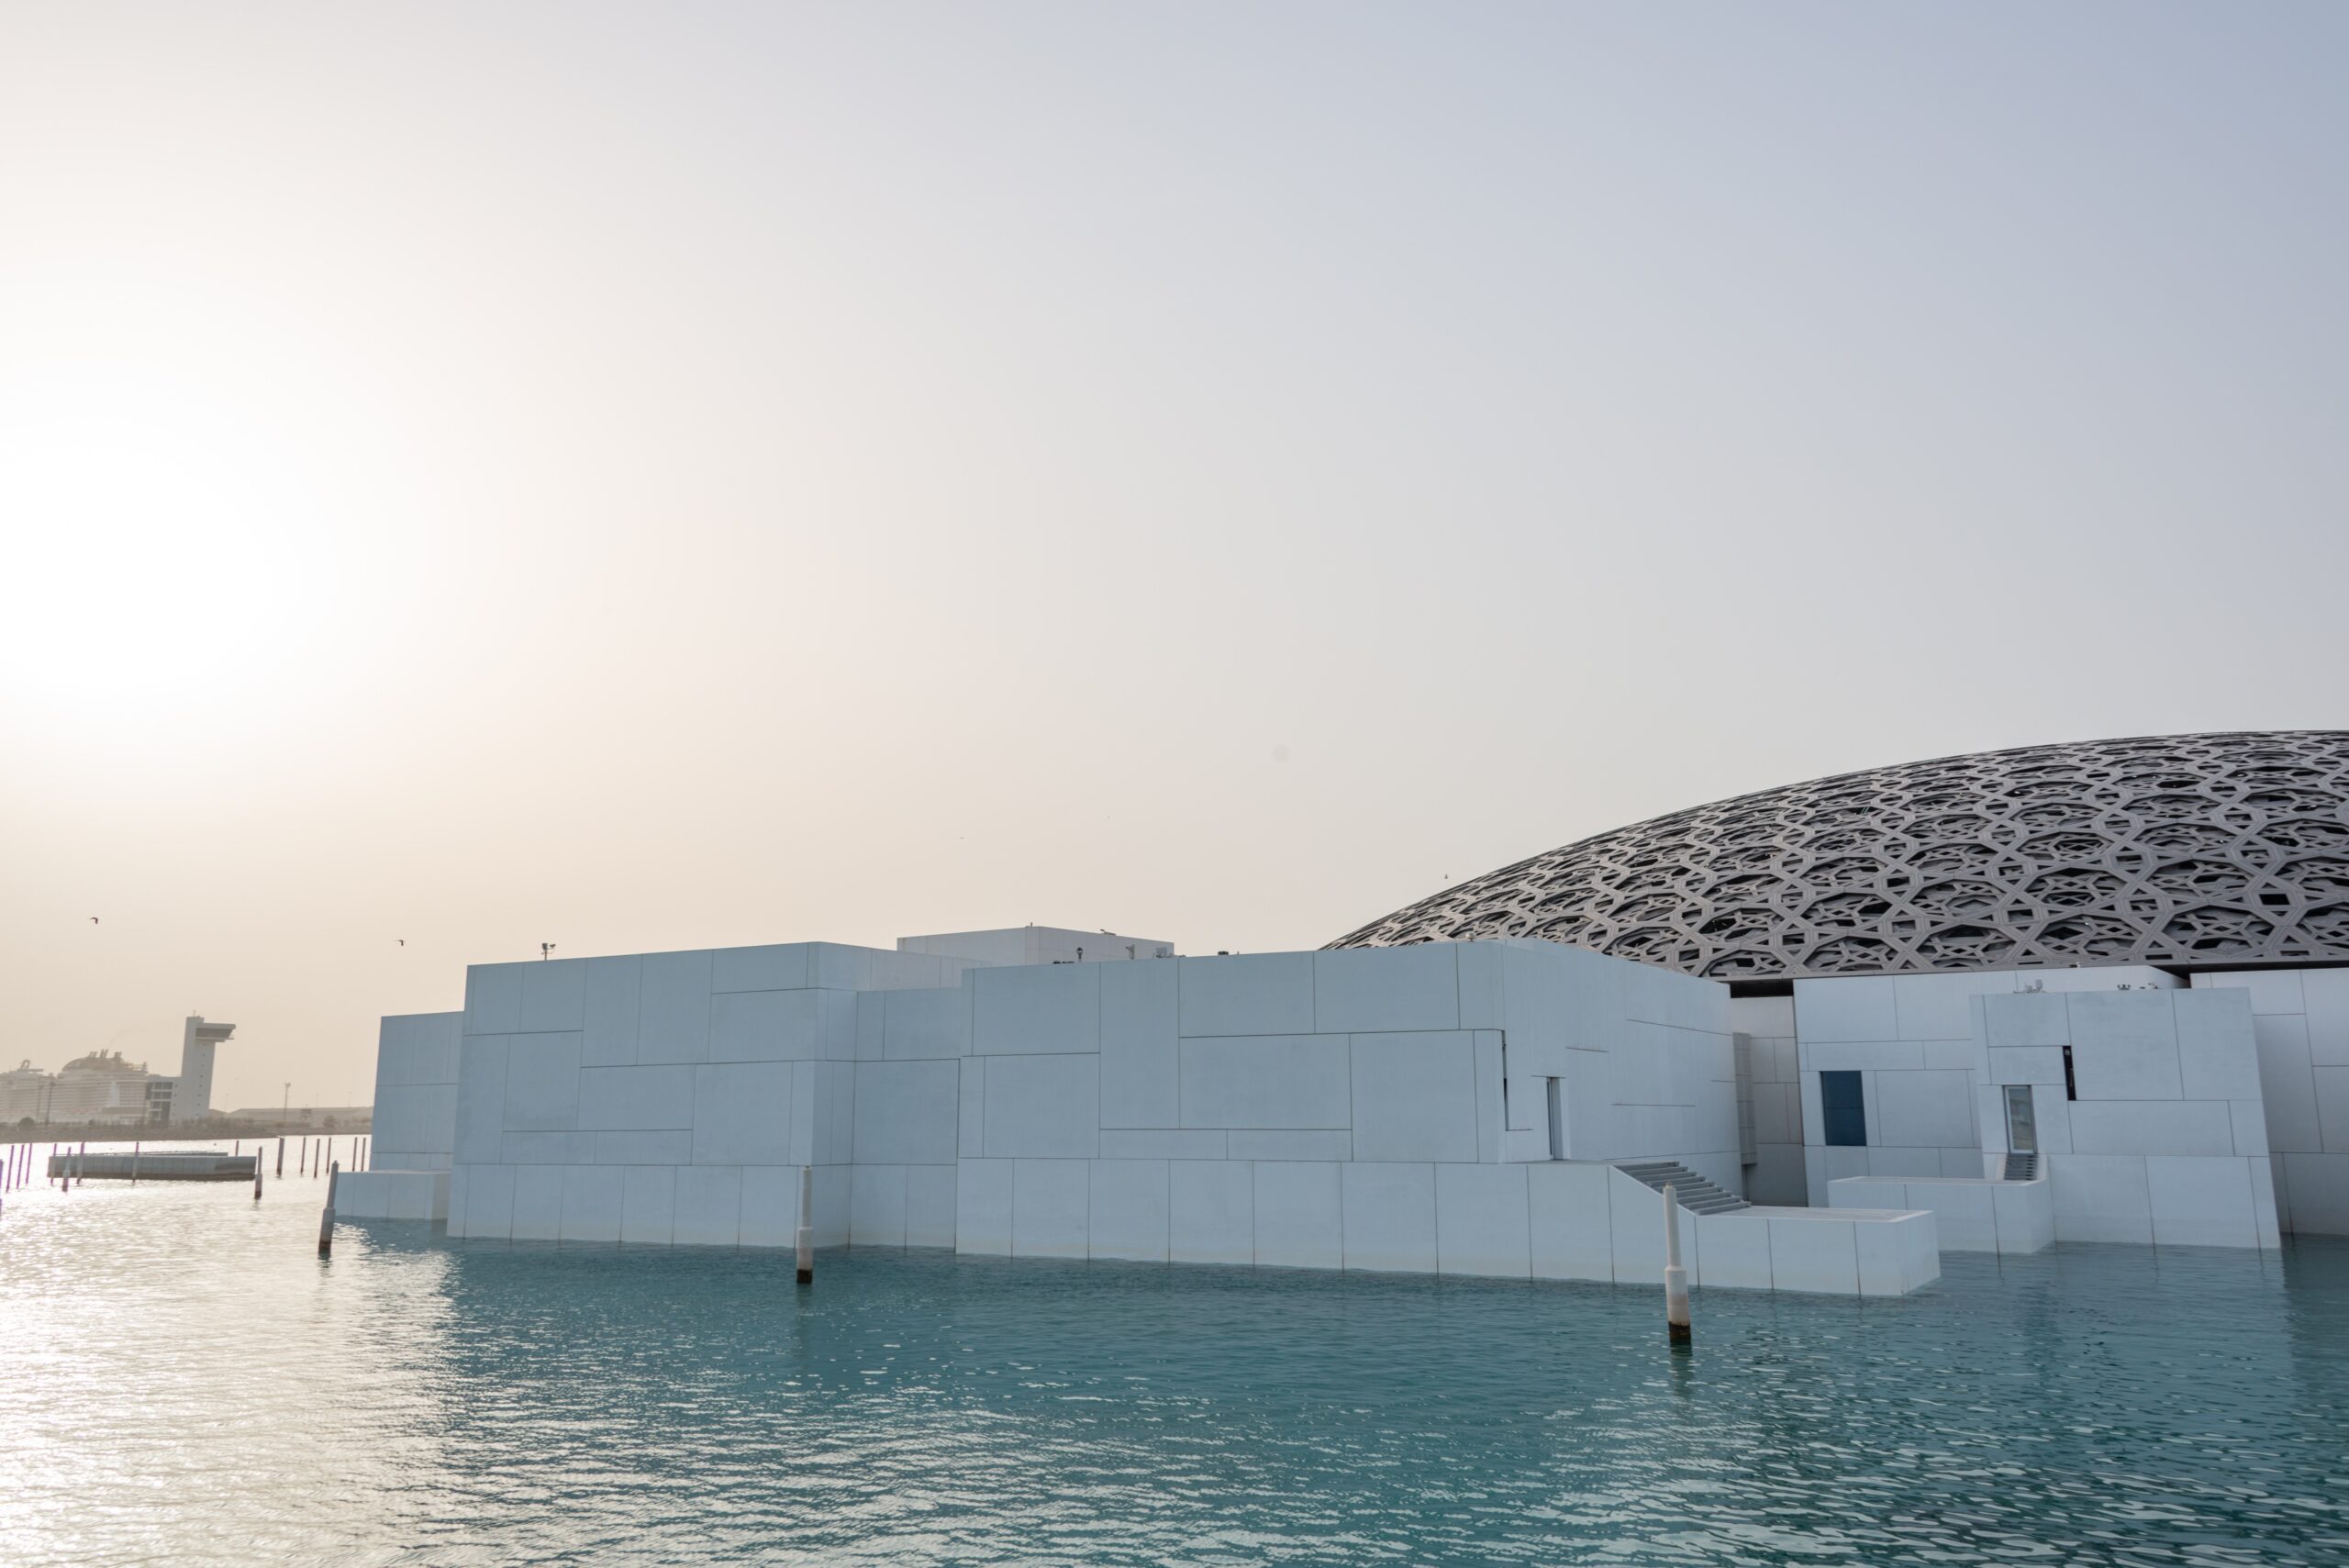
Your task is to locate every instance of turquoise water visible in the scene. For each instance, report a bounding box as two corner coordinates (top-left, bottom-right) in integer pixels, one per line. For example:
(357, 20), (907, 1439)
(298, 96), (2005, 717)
(5, 1150), (2348, 1566)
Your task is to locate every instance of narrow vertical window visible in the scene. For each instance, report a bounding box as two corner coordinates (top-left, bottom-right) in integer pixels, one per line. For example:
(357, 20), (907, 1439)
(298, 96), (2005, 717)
(1820, 1070), (1866, 1147)
(2062, 1043), (2077, 1101)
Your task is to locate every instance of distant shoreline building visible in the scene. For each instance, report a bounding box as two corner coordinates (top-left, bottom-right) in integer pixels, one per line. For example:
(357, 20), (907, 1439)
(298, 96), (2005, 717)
(222, 1105), (373, 1129)
(1, 1017), (235, 1126)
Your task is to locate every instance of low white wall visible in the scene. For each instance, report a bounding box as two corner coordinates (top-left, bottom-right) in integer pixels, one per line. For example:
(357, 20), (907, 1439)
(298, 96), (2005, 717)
(950, 1159), (1935, 1296)
(1829, 1174), (2051, 1253)
(335, 1169), (449, 1221)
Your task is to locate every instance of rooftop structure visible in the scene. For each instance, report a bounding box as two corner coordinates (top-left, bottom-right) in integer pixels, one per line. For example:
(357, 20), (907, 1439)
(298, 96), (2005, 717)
(1329, 731), (2349, 980)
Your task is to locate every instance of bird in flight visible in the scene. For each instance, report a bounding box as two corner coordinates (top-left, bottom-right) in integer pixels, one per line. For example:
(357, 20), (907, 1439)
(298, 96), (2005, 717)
(396, 939), (406, 946)
(90, 916), (99, 924)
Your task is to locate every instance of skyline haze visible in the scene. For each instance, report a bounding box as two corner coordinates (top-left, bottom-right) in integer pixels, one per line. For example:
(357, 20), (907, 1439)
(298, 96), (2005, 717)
(4, 2), (2344, 1109)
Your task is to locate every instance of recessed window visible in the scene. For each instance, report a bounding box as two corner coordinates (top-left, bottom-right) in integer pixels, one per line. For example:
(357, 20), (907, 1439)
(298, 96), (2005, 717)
(1820, 1070), (1867, 1147)
(2063, 1043), (2077, 1101)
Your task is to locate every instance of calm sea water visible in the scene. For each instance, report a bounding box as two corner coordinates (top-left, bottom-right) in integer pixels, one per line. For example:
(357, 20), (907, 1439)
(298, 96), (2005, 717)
(4, 1143), (2347, 1567)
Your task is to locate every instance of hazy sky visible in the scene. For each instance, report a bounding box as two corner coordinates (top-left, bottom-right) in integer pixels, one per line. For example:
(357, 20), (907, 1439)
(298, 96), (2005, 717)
(4, 4), (2344, 1111)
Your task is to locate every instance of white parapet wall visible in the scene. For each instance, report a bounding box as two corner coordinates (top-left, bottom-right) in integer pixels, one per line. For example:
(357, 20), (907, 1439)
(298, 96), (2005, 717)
(1829, 1174), (2052, 1254)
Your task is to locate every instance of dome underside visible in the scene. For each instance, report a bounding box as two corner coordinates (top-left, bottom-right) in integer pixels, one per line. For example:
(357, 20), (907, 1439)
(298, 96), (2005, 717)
(1329, 732), (2349, 980)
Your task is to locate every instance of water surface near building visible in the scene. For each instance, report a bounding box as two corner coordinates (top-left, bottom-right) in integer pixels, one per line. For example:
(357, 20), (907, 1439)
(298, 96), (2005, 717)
(4, 1164), (2346, 1566)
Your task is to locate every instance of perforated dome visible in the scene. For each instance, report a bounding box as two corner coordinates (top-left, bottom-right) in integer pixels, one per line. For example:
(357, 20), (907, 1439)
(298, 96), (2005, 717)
(1328, 732), (2349, 980)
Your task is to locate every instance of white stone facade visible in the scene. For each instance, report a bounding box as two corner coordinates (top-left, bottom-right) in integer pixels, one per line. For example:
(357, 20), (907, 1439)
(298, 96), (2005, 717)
(357, 924), (2349, 1282)
(357, 931), (1959, 1293)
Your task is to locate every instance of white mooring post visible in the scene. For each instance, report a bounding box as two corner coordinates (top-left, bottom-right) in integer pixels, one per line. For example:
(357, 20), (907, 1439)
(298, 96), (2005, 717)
(253, 1153), (264, 1200)
(796, 1165), (815, 1285)
(317, 1162), (340, 1257)
(1662, 1184), (1692, 1348)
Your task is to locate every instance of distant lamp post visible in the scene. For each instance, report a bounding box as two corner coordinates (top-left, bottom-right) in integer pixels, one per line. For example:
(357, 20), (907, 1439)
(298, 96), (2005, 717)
(540, 942), (556, 961)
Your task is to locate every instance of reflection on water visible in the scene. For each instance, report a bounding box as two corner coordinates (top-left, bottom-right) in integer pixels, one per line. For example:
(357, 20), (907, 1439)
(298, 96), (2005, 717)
(5, 1146), (2347, 1566)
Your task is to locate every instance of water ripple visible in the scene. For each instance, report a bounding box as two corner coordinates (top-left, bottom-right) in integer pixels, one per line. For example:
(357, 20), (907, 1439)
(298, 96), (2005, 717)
(4, 1154), (2347, 1565)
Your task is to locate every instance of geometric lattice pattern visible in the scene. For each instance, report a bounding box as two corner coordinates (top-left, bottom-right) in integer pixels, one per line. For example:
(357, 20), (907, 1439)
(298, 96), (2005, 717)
(1327, 731), (2349, 980)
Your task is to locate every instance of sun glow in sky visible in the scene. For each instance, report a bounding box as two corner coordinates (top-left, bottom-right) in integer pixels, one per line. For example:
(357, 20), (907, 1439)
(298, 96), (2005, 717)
(4, 2), (2345, 1108)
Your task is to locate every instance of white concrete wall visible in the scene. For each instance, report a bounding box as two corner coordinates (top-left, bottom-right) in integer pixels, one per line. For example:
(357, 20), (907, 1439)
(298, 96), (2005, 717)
(369, 1012), (462, 1173)
(416, 936), (1756, 1276)
(335, 1168), (449, 1221)
(1973, 985), (2277, 1247)
(1730, 992), (1802, 1203)
(445, 943), (980, 1248)
(1795, 966), (2277, 1248)
(946, 940), (1743, 1273)
(1794, 967), (2179, 1204)
(2190, 968), (2349, 1235)
(1830, 1174), (2052, 1253)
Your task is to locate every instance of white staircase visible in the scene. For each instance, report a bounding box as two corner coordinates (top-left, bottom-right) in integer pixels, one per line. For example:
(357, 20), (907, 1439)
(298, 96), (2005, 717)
(1615, 1159), (1749, 1215)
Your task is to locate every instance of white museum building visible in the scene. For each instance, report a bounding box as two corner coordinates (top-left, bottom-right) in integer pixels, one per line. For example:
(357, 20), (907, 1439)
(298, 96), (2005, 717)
(340, 732), (2349, 1296)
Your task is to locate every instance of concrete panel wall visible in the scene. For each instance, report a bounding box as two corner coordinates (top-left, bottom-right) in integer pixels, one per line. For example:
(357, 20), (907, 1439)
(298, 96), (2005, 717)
(417, 939), (1753, 1276)
(370, 1012), (462, 1172)
(1794, 973), (2275, 1246)
(2193, 969), (2349, 1235)
(448, 944), (869, 1248)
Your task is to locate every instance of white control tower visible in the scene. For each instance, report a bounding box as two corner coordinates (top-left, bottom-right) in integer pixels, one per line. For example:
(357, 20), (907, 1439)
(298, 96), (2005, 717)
(172, 1016), (234, 1123)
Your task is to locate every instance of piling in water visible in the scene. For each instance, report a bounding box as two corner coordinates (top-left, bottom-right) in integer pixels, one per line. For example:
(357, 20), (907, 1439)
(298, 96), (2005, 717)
(796, 1165), (815, 1285)
(1663, 1183), (1692, 1349)
(318, 1162), (339, 1257)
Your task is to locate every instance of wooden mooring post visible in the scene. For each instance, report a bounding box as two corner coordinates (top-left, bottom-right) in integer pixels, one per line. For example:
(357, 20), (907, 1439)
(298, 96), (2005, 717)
(318, 1162), (340, 1257)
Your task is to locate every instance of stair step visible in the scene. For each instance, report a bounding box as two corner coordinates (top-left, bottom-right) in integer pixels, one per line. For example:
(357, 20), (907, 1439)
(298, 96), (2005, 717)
(1614, 1158), (1751, 1214)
